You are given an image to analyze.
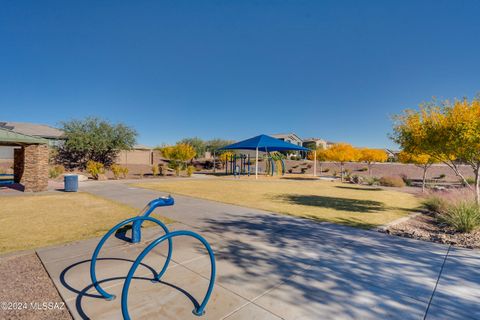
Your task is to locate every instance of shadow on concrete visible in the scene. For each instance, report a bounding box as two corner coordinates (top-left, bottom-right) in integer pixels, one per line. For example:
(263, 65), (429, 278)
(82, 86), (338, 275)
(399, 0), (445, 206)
(59, 257), (199, 319)
(195, 212), (449, 318)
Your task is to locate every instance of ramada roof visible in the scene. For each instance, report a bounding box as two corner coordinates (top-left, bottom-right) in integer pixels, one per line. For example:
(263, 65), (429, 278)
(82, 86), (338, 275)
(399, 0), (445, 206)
(0, 121), (64, 139)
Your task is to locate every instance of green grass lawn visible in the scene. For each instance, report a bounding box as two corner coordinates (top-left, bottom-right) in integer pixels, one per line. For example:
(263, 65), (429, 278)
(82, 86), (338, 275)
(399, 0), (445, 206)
(133, 177), (421, 229)
(0, 192), (172, 254)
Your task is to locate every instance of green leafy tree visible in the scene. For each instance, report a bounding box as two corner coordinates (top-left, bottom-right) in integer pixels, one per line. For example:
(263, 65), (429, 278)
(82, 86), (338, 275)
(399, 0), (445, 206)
(205, 139), (236, 153)
(57, 117), (137, 169)
(178, 137), (206, 158)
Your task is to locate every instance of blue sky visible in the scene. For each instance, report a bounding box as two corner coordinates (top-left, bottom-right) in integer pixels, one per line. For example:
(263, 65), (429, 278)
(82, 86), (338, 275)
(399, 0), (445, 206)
(1, 1), (480, 148)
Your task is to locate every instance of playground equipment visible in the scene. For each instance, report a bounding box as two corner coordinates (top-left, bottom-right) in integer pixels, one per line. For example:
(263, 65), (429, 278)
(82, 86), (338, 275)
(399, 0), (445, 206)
(222, 152), (286, 177)
(224, 153), (251, 176)
(264, 152), (286, 177)
(90, 196), (216, 319)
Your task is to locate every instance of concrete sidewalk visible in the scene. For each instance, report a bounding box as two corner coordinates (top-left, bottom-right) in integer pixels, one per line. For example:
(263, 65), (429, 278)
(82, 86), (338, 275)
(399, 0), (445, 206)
(37, 181), (480, 319)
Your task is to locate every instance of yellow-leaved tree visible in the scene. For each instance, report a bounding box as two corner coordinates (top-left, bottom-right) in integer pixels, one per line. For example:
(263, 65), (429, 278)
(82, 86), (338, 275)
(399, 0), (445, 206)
(398, 151), (437, 193)
(323, 143), (360, 182)
(358, 148), (388, 176)
(393, 97), (480, 203)
(160, 143), (196, 176)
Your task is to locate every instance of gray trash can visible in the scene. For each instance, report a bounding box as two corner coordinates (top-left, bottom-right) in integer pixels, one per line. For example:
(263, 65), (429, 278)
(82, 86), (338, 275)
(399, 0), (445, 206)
(64, 174), (78, 192)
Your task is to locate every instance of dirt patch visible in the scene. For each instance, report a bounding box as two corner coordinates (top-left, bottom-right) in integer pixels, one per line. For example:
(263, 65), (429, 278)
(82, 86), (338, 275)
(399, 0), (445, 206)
(383, 213), (480, 249)
(0, 252), (71, 320)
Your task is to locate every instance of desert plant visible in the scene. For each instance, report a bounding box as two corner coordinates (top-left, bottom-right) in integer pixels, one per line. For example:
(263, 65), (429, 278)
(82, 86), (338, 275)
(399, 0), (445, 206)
(300, 168), (307, 174)
(365, 176), (380, 186)
(422, 194), (449, 214)
(57, 117), (137, 169)
(351, 175), (364, 184)
(152, 164), (159, 177)
(187, 165), (195, 177)
(111, 164), (122, 179)
(379, 176), (405, 187)
(436, 173), (446, 180)
(439, 201), (480, 233)
(357, 167), (368, 172)
(86, 160), (105, 180)
(158, 164), (167, 176)
(322, 168), (330, 173)
(49, 165), (65, 179)
(121, 167), (129, 179)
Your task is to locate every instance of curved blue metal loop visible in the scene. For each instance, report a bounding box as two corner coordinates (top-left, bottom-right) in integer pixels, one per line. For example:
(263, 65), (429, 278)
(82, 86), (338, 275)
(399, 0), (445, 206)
(90, 216), (172, 300)
(121, 231), (216, 319)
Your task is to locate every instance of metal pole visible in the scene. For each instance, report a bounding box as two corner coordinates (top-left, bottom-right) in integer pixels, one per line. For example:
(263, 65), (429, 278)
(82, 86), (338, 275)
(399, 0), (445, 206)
(313, 149), (317, 177)
(255, 147), (259, 179)
(213, 150), (216, 173)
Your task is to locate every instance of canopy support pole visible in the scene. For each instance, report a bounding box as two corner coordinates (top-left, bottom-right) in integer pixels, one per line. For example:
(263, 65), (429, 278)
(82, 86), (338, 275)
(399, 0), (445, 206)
(255, 147), (259, 180)
(313, 150), (317, 177)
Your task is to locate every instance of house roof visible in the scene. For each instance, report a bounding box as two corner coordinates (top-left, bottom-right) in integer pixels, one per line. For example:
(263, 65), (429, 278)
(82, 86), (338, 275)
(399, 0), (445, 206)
(0, 122), (64, 139)
(271, 133), (303, 142)
(0, 127), (49, 146)
(220, 134), (310, 152)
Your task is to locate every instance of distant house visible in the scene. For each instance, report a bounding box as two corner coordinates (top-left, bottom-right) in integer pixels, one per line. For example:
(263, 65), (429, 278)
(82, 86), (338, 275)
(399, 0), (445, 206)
(271, 133), (303, 146)
(385, 149), (400, 162)
(302, 137), (328, 149)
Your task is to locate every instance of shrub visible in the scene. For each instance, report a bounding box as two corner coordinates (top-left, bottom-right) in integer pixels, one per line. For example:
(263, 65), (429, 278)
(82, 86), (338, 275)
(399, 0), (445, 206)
(306, 164), (312, 169)
(351, 175), (363, 184)
(379, 176), (405, 187)
(436, 173), (446, 180)
(300, 168), (307, 174)
(422, 194), (449, 214)
(86, 160), (105, 180)
(400, 174), (412, 186)
(152, 165), (159, 177)
(464, 177), (475, 186)
(49, 165), (65, 179)
(111, 164), (122, 179)
(287, 169), (293, 173)
(365, 176), (380, 186)
(322, 168), (330, 173)
(187, 165), (195, 177)
(357, 167), (368, 172)
(159, 164), (167, 176)
(121, 167), (129, 179)
(439, 201), (480, 233)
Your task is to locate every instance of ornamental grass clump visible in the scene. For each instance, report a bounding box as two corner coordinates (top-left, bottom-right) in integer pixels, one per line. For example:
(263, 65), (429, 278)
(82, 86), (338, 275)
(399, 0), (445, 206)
(422, 194), (449, 214)
(440, 201), (480, 233)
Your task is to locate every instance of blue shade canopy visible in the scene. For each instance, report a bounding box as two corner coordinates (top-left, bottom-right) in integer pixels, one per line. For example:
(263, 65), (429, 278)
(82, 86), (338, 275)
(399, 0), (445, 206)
(220, 134), (310, 152)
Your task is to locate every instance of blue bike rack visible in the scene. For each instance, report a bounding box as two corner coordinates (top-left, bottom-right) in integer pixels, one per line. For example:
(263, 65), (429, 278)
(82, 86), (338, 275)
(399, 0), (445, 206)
(89, 196), (216, 319)
(132, 196), (174, 243)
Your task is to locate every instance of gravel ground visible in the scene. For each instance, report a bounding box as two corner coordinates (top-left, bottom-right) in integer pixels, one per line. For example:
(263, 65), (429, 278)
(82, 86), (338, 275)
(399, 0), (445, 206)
(0, 252), (71, 320)
(384, 213), (480, 249)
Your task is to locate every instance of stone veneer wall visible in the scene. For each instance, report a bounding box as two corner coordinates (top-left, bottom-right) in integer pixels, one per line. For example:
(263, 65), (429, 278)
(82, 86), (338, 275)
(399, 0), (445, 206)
(13, 144), (49, 192)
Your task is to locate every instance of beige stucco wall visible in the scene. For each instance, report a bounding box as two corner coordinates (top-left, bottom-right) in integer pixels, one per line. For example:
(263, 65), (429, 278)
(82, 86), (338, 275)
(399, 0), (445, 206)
(116, 149), (153, 165)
